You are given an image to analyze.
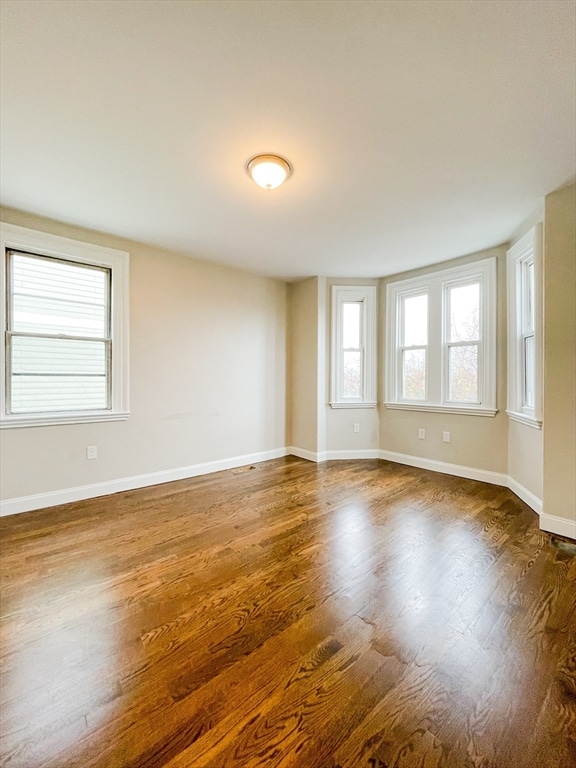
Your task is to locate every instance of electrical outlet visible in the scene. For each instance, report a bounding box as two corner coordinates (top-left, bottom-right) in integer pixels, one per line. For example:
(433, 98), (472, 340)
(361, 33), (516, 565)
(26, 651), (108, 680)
(418, 428), (425, 440)
(353, 423), (360, 433)
(86, 445), (98, 460)
(442, 431), (451, 443)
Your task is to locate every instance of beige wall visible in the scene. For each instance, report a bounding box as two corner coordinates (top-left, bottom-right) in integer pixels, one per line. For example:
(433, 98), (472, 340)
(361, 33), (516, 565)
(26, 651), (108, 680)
(290, 276), (380, 457)
(4, 194), (573, 524)
(288, 277), (319, 454)
(508, 420), (543, 501)
(0, 207), (288, 503)
(542, 183), (576, 538)
(379, 246), (509, 476)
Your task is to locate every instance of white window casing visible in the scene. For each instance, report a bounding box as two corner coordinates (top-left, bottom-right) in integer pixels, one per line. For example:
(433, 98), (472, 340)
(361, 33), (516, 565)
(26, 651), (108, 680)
(385, 258), (497, 416)
(506, 226), (542, 429)
(330, 285), (377, 408)
(1, 223), (129, 428)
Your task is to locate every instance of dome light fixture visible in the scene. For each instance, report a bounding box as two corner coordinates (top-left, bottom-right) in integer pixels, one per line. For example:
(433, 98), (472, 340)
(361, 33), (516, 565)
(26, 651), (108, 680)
(246, 154), (293, 189)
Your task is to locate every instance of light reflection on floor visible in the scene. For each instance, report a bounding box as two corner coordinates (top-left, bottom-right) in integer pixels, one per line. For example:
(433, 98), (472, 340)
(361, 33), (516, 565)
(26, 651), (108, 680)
(326, 499), (517, 728)
(1, 565), (120, 765)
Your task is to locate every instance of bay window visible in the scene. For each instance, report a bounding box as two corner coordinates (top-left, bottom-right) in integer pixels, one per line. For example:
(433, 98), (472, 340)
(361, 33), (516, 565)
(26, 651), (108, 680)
(385, 258), (496, 415)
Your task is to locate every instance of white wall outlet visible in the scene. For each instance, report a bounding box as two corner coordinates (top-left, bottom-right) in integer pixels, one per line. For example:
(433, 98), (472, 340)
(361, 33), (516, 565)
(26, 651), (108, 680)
(442, 431), (451, 443)
(353, 423), (360, 433)
(86, 445), (98, 460)
(418, 428), (426, 440)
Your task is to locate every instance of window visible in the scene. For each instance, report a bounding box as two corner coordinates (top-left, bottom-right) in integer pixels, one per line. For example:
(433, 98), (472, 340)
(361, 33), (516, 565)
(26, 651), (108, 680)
(506, 226), (542, 428)
(1, 223), (129, 427)
(400, 293), (428, 400)
(385, 258), (497, 415)
(330, 285), (376, 407)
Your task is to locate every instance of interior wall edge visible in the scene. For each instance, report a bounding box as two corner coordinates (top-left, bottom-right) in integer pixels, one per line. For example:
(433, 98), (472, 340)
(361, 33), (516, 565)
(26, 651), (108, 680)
(0, 448), (546, 520)
(540, 513), (576, 541)
(0, 447), (290, 517)
(379, 449), (508, 487)
(507, 476), (543, 515)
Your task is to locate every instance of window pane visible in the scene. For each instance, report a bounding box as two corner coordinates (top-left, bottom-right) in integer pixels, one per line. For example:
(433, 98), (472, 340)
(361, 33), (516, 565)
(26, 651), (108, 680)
(10, 336), (108, 413)
(448, 345), (478, 402)
(449, 283), (479, 342)
(12, 336), (107, 375)
(11, 252), (109, 337)
(402, 349), (426, 400)
(343, 350), (361, 398)
(403, 294), (427, 346)
(342, 302), (360, 349)
(524, 262), (535, 333)
(10, 376), (108, 413)
(524, 334), (535, 408)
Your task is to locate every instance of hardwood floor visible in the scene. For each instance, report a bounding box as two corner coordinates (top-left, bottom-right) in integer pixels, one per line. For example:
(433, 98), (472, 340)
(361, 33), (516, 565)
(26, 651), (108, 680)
(1, 457), (575, 768)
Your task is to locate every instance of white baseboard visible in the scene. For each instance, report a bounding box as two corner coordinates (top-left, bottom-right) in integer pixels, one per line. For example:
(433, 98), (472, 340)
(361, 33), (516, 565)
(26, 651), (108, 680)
(380, 450), (548, 516)
(540, 513), (576, 540)
(1, 445), (549, 525)
(507, 477), (543, 515)
(0, 447), (289, 517)
(287, 447), (380, 463)
(379, 449), (508, 487)
(287, 446), (321, 462)
(324, 449), (381, 460)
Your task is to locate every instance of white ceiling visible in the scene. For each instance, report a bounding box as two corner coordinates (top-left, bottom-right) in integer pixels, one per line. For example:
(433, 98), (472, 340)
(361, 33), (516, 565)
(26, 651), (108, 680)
(1, 1), (574, 280)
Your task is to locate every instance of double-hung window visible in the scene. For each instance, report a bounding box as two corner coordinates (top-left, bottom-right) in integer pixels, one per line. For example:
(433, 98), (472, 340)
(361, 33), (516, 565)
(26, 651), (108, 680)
(506, 226), (542, 428)
(398, 292), (428, 401)
(330, 285), (377, 407)
(386, 258), (496, 415)
(1, 224), (129, 428)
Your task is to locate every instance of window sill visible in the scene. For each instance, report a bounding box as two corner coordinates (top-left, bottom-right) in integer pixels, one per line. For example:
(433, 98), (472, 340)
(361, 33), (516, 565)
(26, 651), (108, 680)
(384, 402), (498, 417)
(506, 410), (542, 429)
(0, 411), (130, 429)
(330, 402), (377, 409)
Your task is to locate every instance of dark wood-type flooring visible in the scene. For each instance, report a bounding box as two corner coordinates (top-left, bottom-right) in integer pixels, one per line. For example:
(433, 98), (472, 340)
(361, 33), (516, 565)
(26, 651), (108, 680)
(1, 457), (575, 768)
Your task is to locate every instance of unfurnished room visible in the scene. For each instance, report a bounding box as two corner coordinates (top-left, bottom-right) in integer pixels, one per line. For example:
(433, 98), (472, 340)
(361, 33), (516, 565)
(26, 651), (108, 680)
(0, 1), (575, 767)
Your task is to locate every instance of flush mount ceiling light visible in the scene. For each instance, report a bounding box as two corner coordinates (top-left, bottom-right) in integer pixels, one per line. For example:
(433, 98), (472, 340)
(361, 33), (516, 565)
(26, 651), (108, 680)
(246, 154), (293, 189)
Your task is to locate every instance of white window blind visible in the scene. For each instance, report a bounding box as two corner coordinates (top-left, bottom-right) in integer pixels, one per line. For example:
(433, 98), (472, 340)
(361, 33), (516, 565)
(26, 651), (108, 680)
(7, 251), (111, 414)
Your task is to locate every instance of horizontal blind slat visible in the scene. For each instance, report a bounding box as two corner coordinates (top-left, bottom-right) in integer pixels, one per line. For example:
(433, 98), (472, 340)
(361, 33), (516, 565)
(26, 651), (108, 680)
(11, 337), (107, 375)
(8, 251), (112, 415)
(12, 294), (108, 336)
(11, 376), (108, 413)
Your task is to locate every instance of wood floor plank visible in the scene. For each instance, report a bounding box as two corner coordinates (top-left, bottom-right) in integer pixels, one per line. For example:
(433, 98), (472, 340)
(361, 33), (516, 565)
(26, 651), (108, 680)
(1, 457), (574, 767)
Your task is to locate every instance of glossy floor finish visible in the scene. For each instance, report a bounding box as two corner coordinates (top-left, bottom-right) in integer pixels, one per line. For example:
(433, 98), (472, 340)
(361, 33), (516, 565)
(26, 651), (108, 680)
(1, 458), (575, 768)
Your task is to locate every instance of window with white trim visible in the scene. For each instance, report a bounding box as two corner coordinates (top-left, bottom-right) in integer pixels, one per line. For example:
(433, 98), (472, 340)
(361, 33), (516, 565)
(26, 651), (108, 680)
(385, 258), (497, 415)
(506, 226), (542, 428)
(330, 285), (376, 408)
(1, 223), (129, 428)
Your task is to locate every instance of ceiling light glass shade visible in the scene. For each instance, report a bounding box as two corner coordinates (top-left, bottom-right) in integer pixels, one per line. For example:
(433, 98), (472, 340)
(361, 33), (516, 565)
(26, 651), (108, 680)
(246, 154), (292, 189)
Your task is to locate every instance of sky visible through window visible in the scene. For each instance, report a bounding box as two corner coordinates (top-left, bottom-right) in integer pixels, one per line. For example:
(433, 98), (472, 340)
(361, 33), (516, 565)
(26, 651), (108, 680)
(402, 282), (480, 402)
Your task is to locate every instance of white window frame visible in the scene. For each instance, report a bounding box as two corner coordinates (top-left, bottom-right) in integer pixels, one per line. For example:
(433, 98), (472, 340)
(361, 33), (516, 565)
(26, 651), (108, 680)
(396, 288), (429, 402)
(506, 226), (542, 429)
(1, 223), (130, 428)
(330, 285), (377, 408)
(385, 258), (497, 416)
